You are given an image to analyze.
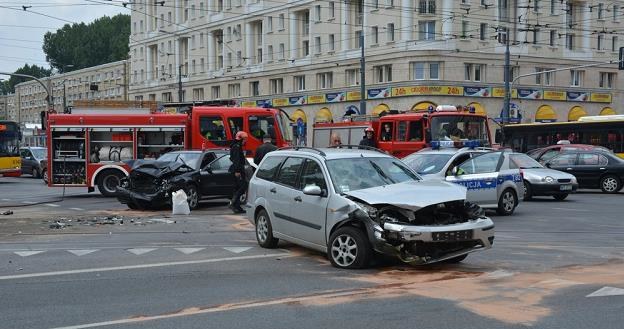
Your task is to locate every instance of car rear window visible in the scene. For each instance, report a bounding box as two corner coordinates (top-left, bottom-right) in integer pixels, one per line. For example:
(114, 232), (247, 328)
(256, 156), (285, 181)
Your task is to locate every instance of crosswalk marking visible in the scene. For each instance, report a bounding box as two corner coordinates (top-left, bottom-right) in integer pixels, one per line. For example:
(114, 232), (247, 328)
(587, 286), (624, 298)
(45, 203), (60, 207)
(1, 198), (10, 201)
(127, 248), (157, 256)
(21, 201), (36, 204)
(67, 250), (98, 257)
(175, 248), (205, 255)
(14, 251), (45, 257)
(223, 247), (252, 254)
(70, 208), (84, 211)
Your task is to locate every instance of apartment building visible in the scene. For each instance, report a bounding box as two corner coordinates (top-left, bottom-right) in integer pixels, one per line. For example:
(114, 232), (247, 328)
(128, 0), (622, 130)
(11, 61), (129, 124)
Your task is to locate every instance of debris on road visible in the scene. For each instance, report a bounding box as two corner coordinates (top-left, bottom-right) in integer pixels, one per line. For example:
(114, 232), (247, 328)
(43, 215), (178, 229)
(2, 210), (13, 215)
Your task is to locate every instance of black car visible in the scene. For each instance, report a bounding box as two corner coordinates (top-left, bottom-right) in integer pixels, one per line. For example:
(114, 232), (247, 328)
(116, 150), (252, 210)
(545, 150), (624, 193)
(20, 147), (47, 178)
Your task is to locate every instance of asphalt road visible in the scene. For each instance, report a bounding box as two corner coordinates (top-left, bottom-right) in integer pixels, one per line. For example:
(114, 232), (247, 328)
(0, 176), (623, 329)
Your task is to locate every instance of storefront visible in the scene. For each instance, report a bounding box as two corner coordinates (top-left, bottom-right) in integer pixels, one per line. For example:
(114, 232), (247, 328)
(535, 105), (558, 123)
(568, 106), (587, 121)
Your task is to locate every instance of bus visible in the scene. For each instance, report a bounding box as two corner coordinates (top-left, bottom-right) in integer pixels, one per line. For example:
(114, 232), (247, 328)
(499, 115), (624, 158)
(0, 120), (21, 176)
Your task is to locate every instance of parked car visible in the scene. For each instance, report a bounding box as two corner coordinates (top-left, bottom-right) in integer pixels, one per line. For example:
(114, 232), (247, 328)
(117, 150), (253, 210)
(246, 147), (494, 269)
(404, 148), (523, 215)
(506, 152), (578, 200)
(545, 150), (624, 193)
(20, 147), (46, 178)
(528, 144), (610, 164)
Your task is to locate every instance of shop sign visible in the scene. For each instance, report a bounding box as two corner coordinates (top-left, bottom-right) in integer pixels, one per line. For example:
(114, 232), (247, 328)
(346, 91), (361, 101)
(590, 93), (612, 103)
(517, 89), (542, 99)
(289, 96), (306, 105)
(326, 92), (346, 103)
(240, 101), (256, 107)
(492, 87), (517, 98)
(307, 94), (326, 104)
(367, 87), (391, 99)
(543, 90), (567, 101)
(463, 86), (491, 97)
(272, 98), (289, 107)
(566, 91), (589, 102)
(392, 85), (463, 97)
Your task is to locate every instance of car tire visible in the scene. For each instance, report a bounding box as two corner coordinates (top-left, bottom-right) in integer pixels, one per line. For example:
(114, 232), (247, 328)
(443, 254), (468, 264)
(523, 180), (533, 201)
(328, 227), (371, 269)
(496, 188), (517, 216)
(255, 209), (279, 248)
(42, 169), (48, 184)
(127, 202), (139, 210)
(553, 193), (568, 201)
(184, 184), (200, 210)
(97, 171), (123, 197)
(600, 175), (621, 193)
(32, 167), (40, 178)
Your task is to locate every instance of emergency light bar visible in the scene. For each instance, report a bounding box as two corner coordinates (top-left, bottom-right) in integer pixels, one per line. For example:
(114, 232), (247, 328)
(430, 140), (482, 149)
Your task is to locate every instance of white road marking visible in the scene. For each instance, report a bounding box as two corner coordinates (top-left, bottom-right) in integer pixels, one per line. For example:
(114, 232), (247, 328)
(1, 198), (10, 201)
(586, 286), (624, 298)
(223, 247), (252, 254)
(45, 203), (60, 207)
(70, 208), (84, 211)
(14, 250), (45, 257)
(127, 248), (157, 255)
(551, 207), (592, 212)
(486, 270), (515, 279)
(67, 250), (98, 257)
(0, 252), (289, 281)
(175, 248), (205, 255)
(21, 201), (36, 204)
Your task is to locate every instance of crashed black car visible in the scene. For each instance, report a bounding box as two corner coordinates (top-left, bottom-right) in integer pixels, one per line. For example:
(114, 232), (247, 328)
(116, 150), (252, 210)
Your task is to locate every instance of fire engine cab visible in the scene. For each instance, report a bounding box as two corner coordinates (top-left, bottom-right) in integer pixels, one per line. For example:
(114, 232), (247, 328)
(313, 105), (492, 158)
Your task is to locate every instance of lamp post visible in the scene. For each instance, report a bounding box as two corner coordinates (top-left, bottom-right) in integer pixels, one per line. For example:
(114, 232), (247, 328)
(501, 29), (511, 124)
(359, 0), (366, 115)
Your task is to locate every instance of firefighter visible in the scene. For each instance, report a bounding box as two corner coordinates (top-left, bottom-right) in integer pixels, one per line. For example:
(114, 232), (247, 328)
(228, 131), (248, 214)
(359, 127), (376, 147)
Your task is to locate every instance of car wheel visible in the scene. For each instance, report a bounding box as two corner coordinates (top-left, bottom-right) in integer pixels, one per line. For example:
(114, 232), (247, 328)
(443, 254), (468, 264)
(42, 169), (48, 184)
(127, 202), (139, 210)
(496, 188), (517, 216)
(523, 180), (532, 201)
(97, 171), (123, 197)
(553, 193), (568, 201)
(255, 209), (278, 248)
(185, 185), (200, 210)
(600, 175), (621, 193)
(328, 227), (371, 269)
(32, 167), (40, 178)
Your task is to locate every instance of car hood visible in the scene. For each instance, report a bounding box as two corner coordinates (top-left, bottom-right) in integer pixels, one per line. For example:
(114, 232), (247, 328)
(344, 180), (467, 210)
(129, 160), (195, 179)
(523, 168), (576, 180)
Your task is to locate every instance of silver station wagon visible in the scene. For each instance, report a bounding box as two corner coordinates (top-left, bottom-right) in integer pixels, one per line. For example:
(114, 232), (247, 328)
(245, 146), (495, 269)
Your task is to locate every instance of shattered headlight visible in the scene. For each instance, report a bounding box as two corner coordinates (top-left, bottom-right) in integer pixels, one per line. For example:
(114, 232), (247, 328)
(352, 201), (378, 218)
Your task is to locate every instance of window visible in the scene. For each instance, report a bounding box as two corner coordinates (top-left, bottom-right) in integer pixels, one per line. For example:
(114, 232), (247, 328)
(374, 64), (392, 83)
(458, 152), (502, 174)
(599, 72), (615, 88)
(418, 0), (436, 14)
(200, 58), (205, 72)
(294, 75), (306, 91)
(612, 36), (618, 52)
(550, 0), (556, 15)
(199, 116), (226, 141)
(598, 34), (605, 50)
(397, 121), (407, 141)
(387, 23), (395, 42)
(346, 68), (360, 86)
(570, 70), (583, 87)
(371, 26), (379, 45)
(549, 153), (577, 166)
(266, 16), (273, 32)
(278, 13), (285, 30)
(302, 40), (310, 56)
(269, 78), (283, 94)
(314, 36), (321, 54)
(418, 21), (435, 40)
(464, 64), (484, 81)
(355, 30), (363, 48)
(408, 121), (423, 141)
(429, 62), (440, 79)
(566, 33), (574, 50)
(578, 153), (607, 166)
(329, 34), (335, 51)
(211, 86), (220, 99)
(235, 24), (242, 40)
(386, 0), (394, 8)
(329, 2), (335, 18)
(533, 0), (539, 12)
(532, 29), (540, 44)
(275, 157), (305, 188)
(278, 43), (285, 60)
(317, 72), (333, 89)
(598, 3), (604, 19)
(250, 81), (260, 96)
(614, 5), (619, 21)
(299, 159), (327, 192)
(236, 51), (242, 66)
(314, 5), (321, 22)
(535, 68), (553, 86)
(256, 156), (285, 181)
(161, 92), (173, 101)
(479, 23), (488, 41)
(249, 115), (275, 141)
(267, 45), (273, 62)
(411, 62), (440, 80)
(549, 30), (556, 46)
(461, 20), (469, 38)
(228, 83), (240, 97)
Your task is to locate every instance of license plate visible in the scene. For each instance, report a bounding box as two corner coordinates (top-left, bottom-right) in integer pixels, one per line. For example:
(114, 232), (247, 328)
(432, 230), (474, 242)
(560, 184), (572, 191)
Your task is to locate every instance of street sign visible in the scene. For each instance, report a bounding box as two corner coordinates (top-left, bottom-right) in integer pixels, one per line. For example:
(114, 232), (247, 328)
(619, 47), (624, 70)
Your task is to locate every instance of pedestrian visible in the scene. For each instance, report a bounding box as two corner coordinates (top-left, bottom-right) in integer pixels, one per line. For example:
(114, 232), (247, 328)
(329, 132), (342, 147)
(229, 131), (248, 214)
(359, 127), (376, 148)
(254, 135), (277, 165)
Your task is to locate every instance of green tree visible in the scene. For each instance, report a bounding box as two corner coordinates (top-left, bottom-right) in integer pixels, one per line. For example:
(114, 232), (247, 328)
(3, 64), (52, 93)
(42, 14), (130, 73)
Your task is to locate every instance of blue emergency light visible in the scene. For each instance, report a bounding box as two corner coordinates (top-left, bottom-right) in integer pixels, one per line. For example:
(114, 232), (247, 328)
(430, 140), (482, 149)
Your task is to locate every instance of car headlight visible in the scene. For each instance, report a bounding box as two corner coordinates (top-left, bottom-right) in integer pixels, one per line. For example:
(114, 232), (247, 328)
(542, 176), (555, 183)
(353, 201), (377, 218)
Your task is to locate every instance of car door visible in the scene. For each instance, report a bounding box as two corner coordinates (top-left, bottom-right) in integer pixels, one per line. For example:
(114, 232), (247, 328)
(446, 152), (503, 205)
(20, 149), (34, 173)
(574, 153), (608, 187)
(269, 157), (306, 237)
(546, 153), (579, 179)
(200, 154), (235, 197)
(288, 159), (331, 247)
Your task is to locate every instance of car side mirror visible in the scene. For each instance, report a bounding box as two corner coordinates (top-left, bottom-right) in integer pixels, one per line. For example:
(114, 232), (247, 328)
(303, 185), (323, 196)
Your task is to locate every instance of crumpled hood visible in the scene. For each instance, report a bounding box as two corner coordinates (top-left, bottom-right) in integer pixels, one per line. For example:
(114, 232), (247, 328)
(129, 160), (193, 179)
(344, 180), (467, 210)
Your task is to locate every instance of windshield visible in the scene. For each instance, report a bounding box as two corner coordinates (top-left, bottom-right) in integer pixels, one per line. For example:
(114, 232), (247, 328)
(277, 111), (293, 143)
(326, 157), (420, 193)
(31, 148), (47, 160)
(0, 123), (20, 157)
(157, 152), (201, 170)
(430, 115), (489, 146)
(510, 154), (543, 169)
(402, 153), (454, 174)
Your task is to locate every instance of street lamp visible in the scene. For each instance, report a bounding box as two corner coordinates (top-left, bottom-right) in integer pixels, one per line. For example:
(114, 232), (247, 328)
(359, 0), (366, 115)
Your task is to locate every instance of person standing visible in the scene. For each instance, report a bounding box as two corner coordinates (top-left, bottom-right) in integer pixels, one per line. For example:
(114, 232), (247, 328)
(329, 132), (342, 147)
(359, 127), (376, 147)
(254, 135), (277, 165)
(229, 131), (248, 214)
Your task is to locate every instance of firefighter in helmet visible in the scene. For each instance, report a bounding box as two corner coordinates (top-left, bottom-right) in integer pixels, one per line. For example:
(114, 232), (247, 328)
(359, 127), (376, 148)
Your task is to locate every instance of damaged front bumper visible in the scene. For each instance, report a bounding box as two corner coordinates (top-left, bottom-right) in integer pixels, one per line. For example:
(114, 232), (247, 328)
(116, 185), (169, 208)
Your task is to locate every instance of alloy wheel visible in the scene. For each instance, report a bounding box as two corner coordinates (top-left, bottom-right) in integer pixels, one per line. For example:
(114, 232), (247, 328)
(331, 234), (358, 267)
(603, 177), (618, 192)
(503, 191), (515, 212)
(256, 214), (268, 243)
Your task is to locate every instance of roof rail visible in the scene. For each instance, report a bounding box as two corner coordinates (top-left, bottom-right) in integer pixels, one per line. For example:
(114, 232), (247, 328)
(328, 144), (387, 154)
(278, 146), (326, 157)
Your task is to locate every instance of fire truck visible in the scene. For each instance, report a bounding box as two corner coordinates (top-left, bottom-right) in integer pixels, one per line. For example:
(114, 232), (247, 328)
(313, 105), (493, 158)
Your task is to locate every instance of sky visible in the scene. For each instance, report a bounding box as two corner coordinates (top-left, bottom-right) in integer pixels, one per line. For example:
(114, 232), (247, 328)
(0, 0), (127, 74)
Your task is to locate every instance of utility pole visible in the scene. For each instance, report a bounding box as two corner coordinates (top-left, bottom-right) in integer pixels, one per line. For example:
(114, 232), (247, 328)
(178, 64), (183, 102)
(359, 0), (366, 115)
(502, 29), (511, 124)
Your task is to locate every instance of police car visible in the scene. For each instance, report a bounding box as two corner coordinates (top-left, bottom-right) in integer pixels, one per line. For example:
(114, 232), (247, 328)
(403, 141), (523, 215)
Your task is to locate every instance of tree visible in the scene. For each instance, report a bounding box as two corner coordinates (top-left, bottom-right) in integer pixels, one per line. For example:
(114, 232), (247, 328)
(42, 14), (130, 73)
(3, 64), (52, 93)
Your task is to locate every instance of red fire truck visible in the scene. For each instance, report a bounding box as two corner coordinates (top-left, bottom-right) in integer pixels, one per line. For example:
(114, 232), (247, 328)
(46, 111), (187, 196)
(313, 105), (492, 158)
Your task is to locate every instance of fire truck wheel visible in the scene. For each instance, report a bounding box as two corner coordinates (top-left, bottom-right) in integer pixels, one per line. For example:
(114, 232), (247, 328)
(97, 170), (124, 197)
(42, 169), (48, 184)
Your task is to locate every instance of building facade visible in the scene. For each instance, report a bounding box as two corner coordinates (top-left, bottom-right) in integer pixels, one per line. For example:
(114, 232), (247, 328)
(11, 61), (129, 125)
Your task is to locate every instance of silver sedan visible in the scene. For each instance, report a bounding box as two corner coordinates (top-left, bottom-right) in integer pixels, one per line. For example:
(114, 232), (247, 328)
(510, 153), (578, 200)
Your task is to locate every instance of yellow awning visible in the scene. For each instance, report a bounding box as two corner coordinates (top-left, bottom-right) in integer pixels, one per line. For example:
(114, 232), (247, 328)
(600, 107), (616, 115)
(372, 103), (390, 116)
(535, 105), (557, 122)
(568, 106), (587, 121)
(467, 102), (486, 115)
(411, 101), (437, 112)
(291, 109), (307, 123)
(315, 107), (333, 123)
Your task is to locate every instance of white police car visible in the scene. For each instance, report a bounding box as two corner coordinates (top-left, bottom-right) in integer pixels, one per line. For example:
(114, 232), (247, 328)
(403, 141), (523, 215)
